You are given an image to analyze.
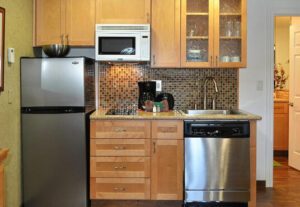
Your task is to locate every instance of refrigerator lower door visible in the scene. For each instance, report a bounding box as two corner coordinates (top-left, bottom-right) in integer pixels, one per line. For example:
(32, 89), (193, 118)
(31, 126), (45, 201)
(21, 113), (88, 207)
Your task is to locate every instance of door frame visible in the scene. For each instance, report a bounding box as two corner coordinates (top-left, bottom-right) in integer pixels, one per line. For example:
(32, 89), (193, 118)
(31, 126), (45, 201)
(266, 1), (300, 187)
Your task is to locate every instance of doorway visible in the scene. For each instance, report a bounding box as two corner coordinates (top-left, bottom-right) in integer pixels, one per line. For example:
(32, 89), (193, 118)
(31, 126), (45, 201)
(273, 16), (290, 170)
(273, 16), (300, 184)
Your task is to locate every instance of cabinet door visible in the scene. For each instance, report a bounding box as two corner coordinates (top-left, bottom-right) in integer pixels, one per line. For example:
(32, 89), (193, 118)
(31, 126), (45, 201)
(65, 0), (95, 46)
(151, 0), (181, 68)
(274, 113), (289, 150)
(214, 0), (247, 68)
(151, 139), (183, 200)
(35, 0), (65, 46)
(181, 0), (214, 68)
(96, 0), (151, 24)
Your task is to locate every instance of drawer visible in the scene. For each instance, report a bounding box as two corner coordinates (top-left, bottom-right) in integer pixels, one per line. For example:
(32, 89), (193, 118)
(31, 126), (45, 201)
(90, 139), (150, 156)
(90, 178), (150, 200)
(90, 157), (150, 178)
(90, 120), (151, 139)
(152, 120), (183, 139)
(274, 103), (289, 114)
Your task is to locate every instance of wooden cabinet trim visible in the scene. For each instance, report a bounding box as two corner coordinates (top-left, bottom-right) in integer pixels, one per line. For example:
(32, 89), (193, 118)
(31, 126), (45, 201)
(90, 120), (151, 139)
(151, 120), (183, 139)
(90, 157), (150, 178)
(90, 177), (150, 200)
(96, 0), (151, 24)
(151, 0), (181, 68)
(90, 139), (151, 157)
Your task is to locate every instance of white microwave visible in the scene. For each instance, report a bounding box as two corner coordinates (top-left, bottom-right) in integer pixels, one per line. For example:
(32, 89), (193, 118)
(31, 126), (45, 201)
(95, 24), (150, 62)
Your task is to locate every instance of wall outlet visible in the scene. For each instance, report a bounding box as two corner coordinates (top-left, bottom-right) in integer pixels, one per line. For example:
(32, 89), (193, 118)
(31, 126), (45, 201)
(152, 80), (162, 92)
(8, 48), (15, 64)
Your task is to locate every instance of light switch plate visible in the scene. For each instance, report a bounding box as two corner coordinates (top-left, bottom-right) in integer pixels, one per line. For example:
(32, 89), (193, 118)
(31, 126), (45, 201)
(152, 80), (162, 92)
(8, 48), (15, 64)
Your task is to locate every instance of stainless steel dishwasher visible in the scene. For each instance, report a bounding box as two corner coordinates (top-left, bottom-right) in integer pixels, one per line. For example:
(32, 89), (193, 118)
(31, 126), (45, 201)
(184, 120), (250, 206)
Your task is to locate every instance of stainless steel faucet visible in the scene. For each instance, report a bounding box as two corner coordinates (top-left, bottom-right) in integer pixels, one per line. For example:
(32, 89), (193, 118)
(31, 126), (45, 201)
(203, 77), (219, 110)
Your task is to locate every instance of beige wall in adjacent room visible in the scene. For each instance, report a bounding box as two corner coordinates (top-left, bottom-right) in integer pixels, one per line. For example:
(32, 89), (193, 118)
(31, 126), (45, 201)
(0, 0), (33, 207)
(275, 16), (290, 89)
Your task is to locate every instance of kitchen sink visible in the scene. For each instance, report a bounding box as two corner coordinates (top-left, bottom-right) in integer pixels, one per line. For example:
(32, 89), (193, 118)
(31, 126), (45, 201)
(183, 109), (246, 115)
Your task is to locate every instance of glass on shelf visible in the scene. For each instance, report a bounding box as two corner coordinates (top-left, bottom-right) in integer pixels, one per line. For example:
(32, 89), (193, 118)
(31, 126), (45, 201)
(187, 0), (209, 13)
(186, 39), (208, 62)
(219, 40), (241, 63)
(233, 20), (241, 36)
(220, 15), (241, 37)
(187, 15), (208, 37)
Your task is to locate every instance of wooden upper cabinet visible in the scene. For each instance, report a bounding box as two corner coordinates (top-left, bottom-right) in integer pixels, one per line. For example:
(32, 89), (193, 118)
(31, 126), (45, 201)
(151, 0), (181, 68)
(34, 0), (95, 46)
(214, 0), (247, 68)
(65, 0), (95, 46)
(96, 0), (151, 24)
(35, 0), (65, 45)
(181, 0), (214, 68)
(151, 139), (183, 200)
(181, 0), (247, 68)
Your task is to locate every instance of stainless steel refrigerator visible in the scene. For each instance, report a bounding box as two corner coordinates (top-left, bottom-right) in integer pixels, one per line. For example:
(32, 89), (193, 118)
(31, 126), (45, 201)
(20, 57), (95, 207)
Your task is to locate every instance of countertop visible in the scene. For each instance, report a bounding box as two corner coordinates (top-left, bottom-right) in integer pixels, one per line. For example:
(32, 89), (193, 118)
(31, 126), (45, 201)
(0, 148), (9, 164)
(90, 109), (262, 120)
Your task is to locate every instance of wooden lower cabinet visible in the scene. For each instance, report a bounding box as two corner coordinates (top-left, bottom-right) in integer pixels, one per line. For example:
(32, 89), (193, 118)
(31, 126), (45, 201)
(90, 120), (183, 201)
(0, 149), (8, 207)
(274, 102), (289, 151)
(151, 139), (183, 200)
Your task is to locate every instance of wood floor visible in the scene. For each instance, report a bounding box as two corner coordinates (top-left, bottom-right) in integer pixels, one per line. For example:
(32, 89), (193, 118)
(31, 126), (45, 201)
(257, 156), (300, 207)
(92, 156), (300, 207)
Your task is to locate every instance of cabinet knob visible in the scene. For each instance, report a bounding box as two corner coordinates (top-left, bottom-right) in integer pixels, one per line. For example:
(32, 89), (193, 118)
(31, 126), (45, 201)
(153, 141), (156, 154)
(60, 34), (64, 44)
(113, 146), (126, 150)
(147, 13), (150, 23)
(114, 166), (127, 170)
(289, 102), (294, 107)
(114, 127), (127, 132)
(153, 55), (156, 65)
(113, 187), (126, 191)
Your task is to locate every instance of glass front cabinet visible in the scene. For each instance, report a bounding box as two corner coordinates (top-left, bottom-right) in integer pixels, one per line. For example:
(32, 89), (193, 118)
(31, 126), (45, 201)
(181, 0), (246, 68)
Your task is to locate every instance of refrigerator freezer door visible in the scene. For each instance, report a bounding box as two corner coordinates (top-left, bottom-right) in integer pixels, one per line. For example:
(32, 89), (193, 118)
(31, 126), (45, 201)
(21, 58), (85, 107)
(21, 113), (88, 207)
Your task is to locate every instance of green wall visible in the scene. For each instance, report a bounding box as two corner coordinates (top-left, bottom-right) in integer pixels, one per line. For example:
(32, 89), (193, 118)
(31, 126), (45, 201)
(0, 0), (33, 206)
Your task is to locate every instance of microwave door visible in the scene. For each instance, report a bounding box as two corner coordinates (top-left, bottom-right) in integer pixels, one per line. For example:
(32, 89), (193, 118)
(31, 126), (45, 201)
(97, 33), (141, 61)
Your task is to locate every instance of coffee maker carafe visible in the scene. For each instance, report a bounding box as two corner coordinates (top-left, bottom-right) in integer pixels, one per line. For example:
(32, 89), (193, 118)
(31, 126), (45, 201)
(138, 81), (156, 110)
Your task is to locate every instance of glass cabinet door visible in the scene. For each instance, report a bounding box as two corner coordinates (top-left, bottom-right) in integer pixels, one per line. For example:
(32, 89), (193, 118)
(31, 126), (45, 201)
(216, 0), (246, 67)
(182, 0), (213, 67)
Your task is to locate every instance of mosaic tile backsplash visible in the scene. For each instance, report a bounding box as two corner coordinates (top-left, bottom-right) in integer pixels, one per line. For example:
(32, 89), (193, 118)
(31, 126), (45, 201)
(98, 64), (238, 111)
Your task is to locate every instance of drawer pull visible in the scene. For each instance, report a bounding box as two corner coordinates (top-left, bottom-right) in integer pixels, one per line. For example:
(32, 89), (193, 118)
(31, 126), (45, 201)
(114, 146), (126, 150)
(114, 127), (127, 132)
(160, 127), (176, 133)
(113, 187), (126, 192)
(114, 166), (127, 170)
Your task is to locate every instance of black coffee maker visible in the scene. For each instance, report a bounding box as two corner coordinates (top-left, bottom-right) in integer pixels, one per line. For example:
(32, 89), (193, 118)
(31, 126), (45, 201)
(138, 81), (156, 110)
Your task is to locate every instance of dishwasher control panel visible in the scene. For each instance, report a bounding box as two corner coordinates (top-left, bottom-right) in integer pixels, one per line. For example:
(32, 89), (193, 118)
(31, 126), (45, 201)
(184, 120), (250, 138)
